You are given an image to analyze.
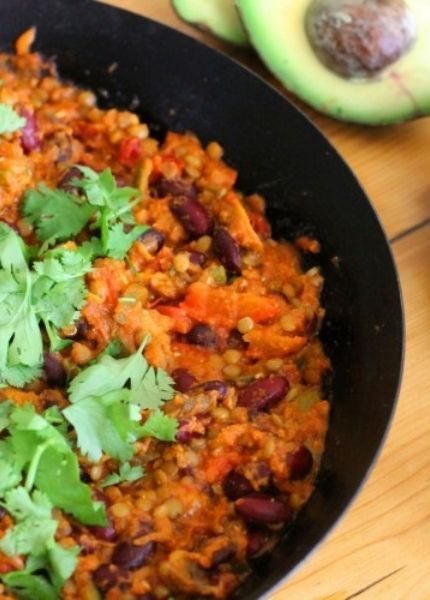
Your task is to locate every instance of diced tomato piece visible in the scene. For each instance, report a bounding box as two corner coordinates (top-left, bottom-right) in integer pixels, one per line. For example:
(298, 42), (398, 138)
(118, 136), (142, 167)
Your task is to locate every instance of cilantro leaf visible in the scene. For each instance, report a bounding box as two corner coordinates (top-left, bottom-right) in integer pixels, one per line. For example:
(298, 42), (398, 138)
(47, 542), (80, 590)
(22, 184), (95, 245)
(101, 462), (144, 488)
(0, 518), (56, 557)
(0, 225), (43, 387)
(63, 390), (140, 463)
(2, 571), (57, 600)
(2, 487), (52, 520)
(105, 222), (148, 259)
(22, 165), (144, 261)
(79, 237), (103, 260)
(74, 166), (139, 219)
(5, 404), (106, 526)
(0, 487), (79, 598)
(66, 343), (177, 460)
(0, 227), (92, 383)
(33, 277), (87, 329)
(68, 339), (149, 404)
(43, 406), (68, 436)
(33, 248), (93, 281)
(35, 445), (106, 525)
(0, 446), (25, 496)
(32, 248), (92, 352)
(0, 510), (57, 557)
(73, 166), (143, 257)
(131, 366), (176, 409)
(0, 223), (29, 271)
(140, 410), (178, 442)
(0, 103), (26, 135)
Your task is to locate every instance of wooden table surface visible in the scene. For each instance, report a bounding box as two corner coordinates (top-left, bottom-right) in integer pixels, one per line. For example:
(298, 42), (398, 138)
(103, 2), (430, 598)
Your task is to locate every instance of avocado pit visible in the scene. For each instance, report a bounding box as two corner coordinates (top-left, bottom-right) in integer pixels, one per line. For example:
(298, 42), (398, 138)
(305, 0), (416, 79)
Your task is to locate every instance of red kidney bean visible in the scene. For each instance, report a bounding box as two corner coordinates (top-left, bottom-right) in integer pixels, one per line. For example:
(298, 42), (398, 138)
(19, 108), (41, 153)
(172, 368), (197, 392)
(237, 376), (289, 411)
(212, 227), (241, 274)
(187, 324), (217, 348)
(58, 166), (83, 194)
(92, 564), (118, 592)
(171, 196), (213, 238)
(246, 529), (271, 559)
(287, 445), (314, 480)
(223, 471), (253, 501)
(90, 519), (117, 542)
(43, 353), (67, 388)
(154, 177), (197, 199)
(189, 250), (206, 267)
(235, 494), (293, 525)
(138, 227), (165, 254)
(136, 595), (155, 600)
(112, 541), (155, 569)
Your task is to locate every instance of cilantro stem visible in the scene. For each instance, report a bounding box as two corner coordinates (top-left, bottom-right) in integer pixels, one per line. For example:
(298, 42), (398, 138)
(114, 195), (140, 218)
(25, 440), (52, 491)
(100, 209), (109, 254)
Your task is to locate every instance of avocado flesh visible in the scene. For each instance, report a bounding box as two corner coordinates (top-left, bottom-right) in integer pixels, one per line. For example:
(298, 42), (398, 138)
(237, 0), (430, 124)
(172, 0), (249, 47)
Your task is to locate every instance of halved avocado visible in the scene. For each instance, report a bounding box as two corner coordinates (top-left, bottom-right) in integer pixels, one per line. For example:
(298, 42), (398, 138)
(237, 0), (430, 125)
(172, 0), (249, 47)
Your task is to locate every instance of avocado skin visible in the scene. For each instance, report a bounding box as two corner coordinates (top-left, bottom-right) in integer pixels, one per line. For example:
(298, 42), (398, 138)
(172, 0), (249, 47)
(236, 0), (430, 125)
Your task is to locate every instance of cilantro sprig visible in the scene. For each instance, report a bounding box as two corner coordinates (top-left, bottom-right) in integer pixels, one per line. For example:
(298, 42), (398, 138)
(22, 185), (95, 245)
(0, 103), (26, 135)
(0, 225), (42, 387)
(0, 403), (106, 524)
(0, 403), (105, 598)
(22, 165), (148, 259)
(0, 339), (179, 596)
(1, 488), (79, 600)
(0, 224), (92, 387)
(64, 339), (178, 462)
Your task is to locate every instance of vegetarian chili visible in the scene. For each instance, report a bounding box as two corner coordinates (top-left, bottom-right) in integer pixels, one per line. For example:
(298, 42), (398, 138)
(0, 29), (330, 600)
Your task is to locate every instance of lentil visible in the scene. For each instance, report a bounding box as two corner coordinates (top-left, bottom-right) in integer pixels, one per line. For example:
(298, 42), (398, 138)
(237, 316), (254, 334)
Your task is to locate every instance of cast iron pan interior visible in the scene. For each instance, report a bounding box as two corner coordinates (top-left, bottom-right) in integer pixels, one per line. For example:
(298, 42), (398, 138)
(0, 1), (404, 597)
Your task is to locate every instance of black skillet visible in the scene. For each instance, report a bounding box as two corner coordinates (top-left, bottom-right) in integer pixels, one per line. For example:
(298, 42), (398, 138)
(0, 1), (404, 597)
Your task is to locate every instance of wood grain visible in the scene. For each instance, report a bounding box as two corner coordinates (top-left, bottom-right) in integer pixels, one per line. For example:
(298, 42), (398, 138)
(100, 2), (430, 597)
